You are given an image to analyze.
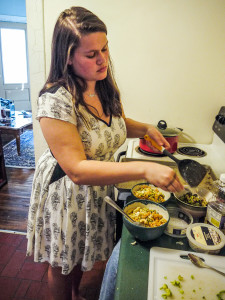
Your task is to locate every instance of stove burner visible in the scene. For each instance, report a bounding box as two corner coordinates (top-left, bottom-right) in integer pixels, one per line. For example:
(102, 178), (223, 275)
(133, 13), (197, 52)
(177, 146), (207, 157)
(137, 147), (165, 157)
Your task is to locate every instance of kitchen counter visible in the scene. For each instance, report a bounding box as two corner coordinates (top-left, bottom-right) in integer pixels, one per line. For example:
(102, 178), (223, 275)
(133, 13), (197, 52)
(114, 198), (225, 300)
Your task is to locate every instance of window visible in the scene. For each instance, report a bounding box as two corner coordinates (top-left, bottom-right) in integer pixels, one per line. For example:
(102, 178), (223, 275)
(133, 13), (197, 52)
(1, 27), (28, 84)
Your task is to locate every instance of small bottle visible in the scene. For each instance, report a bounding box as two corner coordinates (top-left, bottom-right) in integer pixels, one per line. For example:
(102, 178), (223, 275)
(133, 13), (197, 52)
(218, 174), (225, 201)
(206, 201), (225, 234)
(10, 101), (15, 118)
(206, 173), (225, 234)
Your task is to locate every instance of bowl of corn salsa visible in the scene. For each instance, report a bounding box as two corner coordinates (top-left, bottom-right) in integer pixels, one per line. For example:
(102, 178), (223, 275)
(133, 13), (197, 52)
(123, 200), (170, 241)
(131, 183), (171, 206)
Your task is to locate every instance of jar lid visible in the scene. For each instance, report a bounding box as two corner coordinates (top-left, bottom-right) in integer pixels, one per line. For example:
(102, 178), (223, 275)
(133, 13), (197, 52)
(186, 223), (225, 251)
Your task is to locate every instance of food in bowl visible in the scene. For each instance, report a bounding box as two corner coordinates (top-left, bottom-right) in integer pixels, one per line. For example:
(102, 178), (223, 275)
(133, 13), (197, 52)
(179, 192), (207, 207)
(127, 206), (167, 228)
(131, 183), (171, 205)
(123, 200), (170, 241)
(174, 189), (214, 219)
(132, 185), (165, 202)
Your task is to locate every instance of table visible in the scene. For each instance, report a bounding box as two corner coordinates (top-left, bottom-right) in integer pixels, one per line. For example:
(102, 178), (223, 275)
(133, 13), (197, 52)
(0, 111), (32, 155)
(114, 197), (225, 300)
(0, 133), (7, 188)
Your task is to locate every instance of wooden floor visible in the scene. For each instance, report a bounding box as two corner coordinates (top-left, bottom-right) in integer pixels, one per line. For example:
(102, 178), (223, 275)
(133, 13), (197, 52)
(0, 167), (34, 233)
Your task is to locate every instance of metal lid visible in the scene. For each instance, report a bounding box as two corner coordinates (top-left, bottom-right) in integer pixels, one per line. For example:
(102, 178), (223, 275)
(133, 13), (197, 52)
(156, 120), (182, 137)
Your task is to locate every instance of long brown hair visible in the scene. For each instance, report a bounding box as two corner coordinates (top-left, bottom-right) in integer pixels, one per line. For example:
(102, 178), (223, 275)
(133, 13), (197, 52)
(40, 6), (122, 117)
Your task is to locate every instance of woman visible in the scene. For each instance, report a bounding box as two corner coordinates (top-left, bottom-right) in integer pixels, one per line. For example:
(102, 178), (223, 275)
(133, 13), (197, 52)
(26, 6), (183, 300)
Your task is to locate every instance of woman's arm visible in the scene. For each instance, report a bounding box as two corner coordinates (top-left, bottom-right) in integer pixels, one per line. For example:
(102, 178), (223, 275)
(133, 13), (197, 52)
(122, 108), (171, 150)
(40, 117), (183, 193)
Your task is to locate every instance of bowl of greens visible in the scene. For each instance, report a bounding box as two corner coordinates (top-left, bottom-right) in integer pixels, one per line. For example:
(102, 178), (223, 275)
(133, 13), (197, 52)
(174, 188), (212, 219)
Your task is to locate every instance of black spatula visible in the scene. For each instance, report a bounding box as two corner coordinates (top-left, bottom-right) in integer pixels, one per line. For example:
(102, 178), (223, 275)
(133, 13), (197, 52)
(144, 135), (207, 187)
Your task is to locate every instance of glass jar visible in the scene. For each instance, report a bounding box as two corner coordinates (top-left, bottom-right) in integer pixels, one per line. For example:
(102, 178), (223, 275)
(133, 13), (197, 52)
(206, 201), (225, 234)
(210, 173), (225, 202)
(217, 174), (225, 201)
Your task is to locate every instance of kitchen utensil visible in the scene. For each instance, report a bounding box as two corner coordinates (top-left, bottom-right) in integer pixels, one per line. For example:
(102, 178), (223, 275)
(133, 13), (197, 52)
(148, 247), (225, 300)
(123, 200), (169, 241)
(183, 185), (212, 199)
(144, 135), (207, 187)
(139, 137), (178, 154)
(104, 196), (143, 226)
(188, 253), (225, 277)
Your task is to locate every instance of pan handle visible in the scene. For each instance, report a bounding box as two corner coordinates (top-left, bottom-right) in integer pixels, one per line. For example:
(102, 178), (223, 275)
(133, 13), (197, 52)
(144, 135), (164, 152)
(144, 135), (180, 164)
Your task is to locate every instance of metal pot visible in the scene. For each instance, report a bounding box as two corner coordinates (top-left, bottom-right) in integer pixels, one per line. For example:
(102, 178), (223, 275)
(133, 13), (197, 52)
(139, 120), (183, 154)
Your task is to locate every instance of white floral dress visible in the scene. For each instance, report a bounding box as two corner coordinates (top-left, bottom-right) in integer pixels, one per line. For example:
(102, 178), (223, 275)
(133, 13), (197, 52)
(26, 86), (127, 274)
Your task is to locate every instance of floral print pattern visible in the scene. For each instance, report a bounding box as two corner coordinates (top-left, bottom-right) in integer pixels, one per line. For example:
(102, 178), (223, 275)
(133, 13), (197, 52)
(26, 87), (126, 274)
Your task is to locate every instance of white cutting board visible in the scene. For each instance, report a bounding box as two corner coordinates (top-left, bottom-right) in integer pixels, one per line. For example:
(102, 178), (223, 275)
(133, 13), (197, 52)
(148, 247), (225, 300)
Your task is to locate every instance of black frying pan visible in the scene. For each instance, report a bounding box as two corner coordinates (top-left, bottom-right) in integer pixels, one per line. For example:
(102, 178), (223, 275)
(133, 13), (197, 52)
(144, 135), (207, 187)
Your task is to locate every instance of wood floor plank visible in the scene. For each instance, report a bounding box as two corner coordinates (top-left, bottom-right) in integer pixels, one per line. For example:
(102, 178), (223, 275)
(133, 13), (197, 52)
(0, 167), (34, 232)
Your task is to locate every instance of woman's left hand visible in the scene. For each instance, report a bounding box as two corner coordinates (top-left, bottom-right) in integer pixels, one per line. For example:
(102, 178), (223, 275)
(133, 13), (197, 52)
(145, 125), (170, 152)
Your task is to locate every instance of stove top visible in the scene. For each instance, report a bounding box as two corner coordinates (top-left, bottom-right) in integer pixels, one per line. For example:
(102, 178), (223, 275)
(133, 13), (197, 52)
(136, 147), (166, 157)
(177, 146), (207, 157)
(125, 107), (225, 178)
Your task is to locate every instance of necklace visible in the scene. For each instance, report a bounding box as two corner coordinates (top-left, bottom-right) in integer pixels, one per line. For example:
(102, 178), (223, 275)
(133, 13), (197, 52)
(87, 93), (96, 98)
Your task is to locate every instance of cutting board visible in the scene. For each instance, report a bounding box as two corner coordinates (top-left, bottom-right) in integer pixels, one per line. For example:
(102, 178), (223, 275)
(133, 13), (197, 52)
(148, 247), (225, 300)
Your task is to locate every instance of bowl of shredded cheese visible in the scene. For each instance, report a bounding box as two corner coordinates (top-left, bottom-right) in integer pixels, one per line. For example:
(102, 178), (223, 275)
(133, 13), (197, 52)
(123, 200), (170, 241)
(131, 183), (171, 205)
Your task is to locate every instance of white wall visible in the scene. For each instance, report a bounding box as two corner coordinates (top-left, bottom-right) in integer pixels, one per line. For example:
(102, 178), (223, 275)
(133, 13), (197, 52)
(26, 0), (225, 162)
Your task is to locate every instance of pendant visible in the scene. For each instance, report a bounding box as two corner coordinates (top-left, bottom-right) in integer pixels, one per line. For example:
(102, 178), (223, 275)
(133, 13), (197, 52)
(88, 93), (96, 97)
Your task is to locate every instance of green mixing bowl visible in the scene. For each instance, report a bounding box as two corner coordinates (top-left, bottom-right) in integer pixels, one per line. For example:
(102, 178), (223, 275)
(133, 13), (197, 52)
(123, 200), (170, 241)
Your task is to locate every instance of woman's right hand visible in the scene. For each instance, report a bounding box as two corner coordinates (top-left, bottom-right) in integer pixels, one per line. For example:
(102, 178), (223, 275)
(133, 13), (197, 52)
(144, 163), (184, 193)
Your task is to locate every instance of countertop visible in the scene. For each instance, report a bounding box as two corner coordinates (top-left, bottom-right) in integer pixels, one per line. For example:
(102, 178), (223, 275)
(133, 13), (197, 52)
(114, 198), (225, 300)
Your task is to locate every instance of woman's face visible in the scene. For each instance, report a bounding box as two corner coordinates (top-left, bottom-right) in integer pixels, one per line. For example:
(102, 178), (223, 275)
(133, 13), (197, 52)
(68, 32), (109, 83)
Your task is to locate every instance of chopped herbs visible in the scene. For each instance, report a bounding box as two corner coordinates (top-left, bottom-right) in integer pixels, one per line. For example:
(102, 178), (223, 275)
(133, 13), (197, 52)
(170, 280), (181, 288)
(217, 290), (225, 300)
(160, 284), (172, 299)
(178, 275), (184, 281)
(159, 275), (223, 299)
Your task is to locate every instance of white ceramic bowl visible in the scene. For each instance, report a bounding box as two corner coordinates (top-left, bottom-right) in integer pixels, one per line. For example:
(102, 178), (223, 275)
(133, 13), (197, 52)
(131, 183), (172, 206)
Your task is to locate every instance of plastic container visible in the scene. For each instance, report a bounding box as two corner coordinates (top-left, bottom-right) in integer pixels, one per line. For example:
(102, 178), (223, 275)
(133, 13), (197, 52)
(165, 206), (193, 238)
(186, 223), (225, 254)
